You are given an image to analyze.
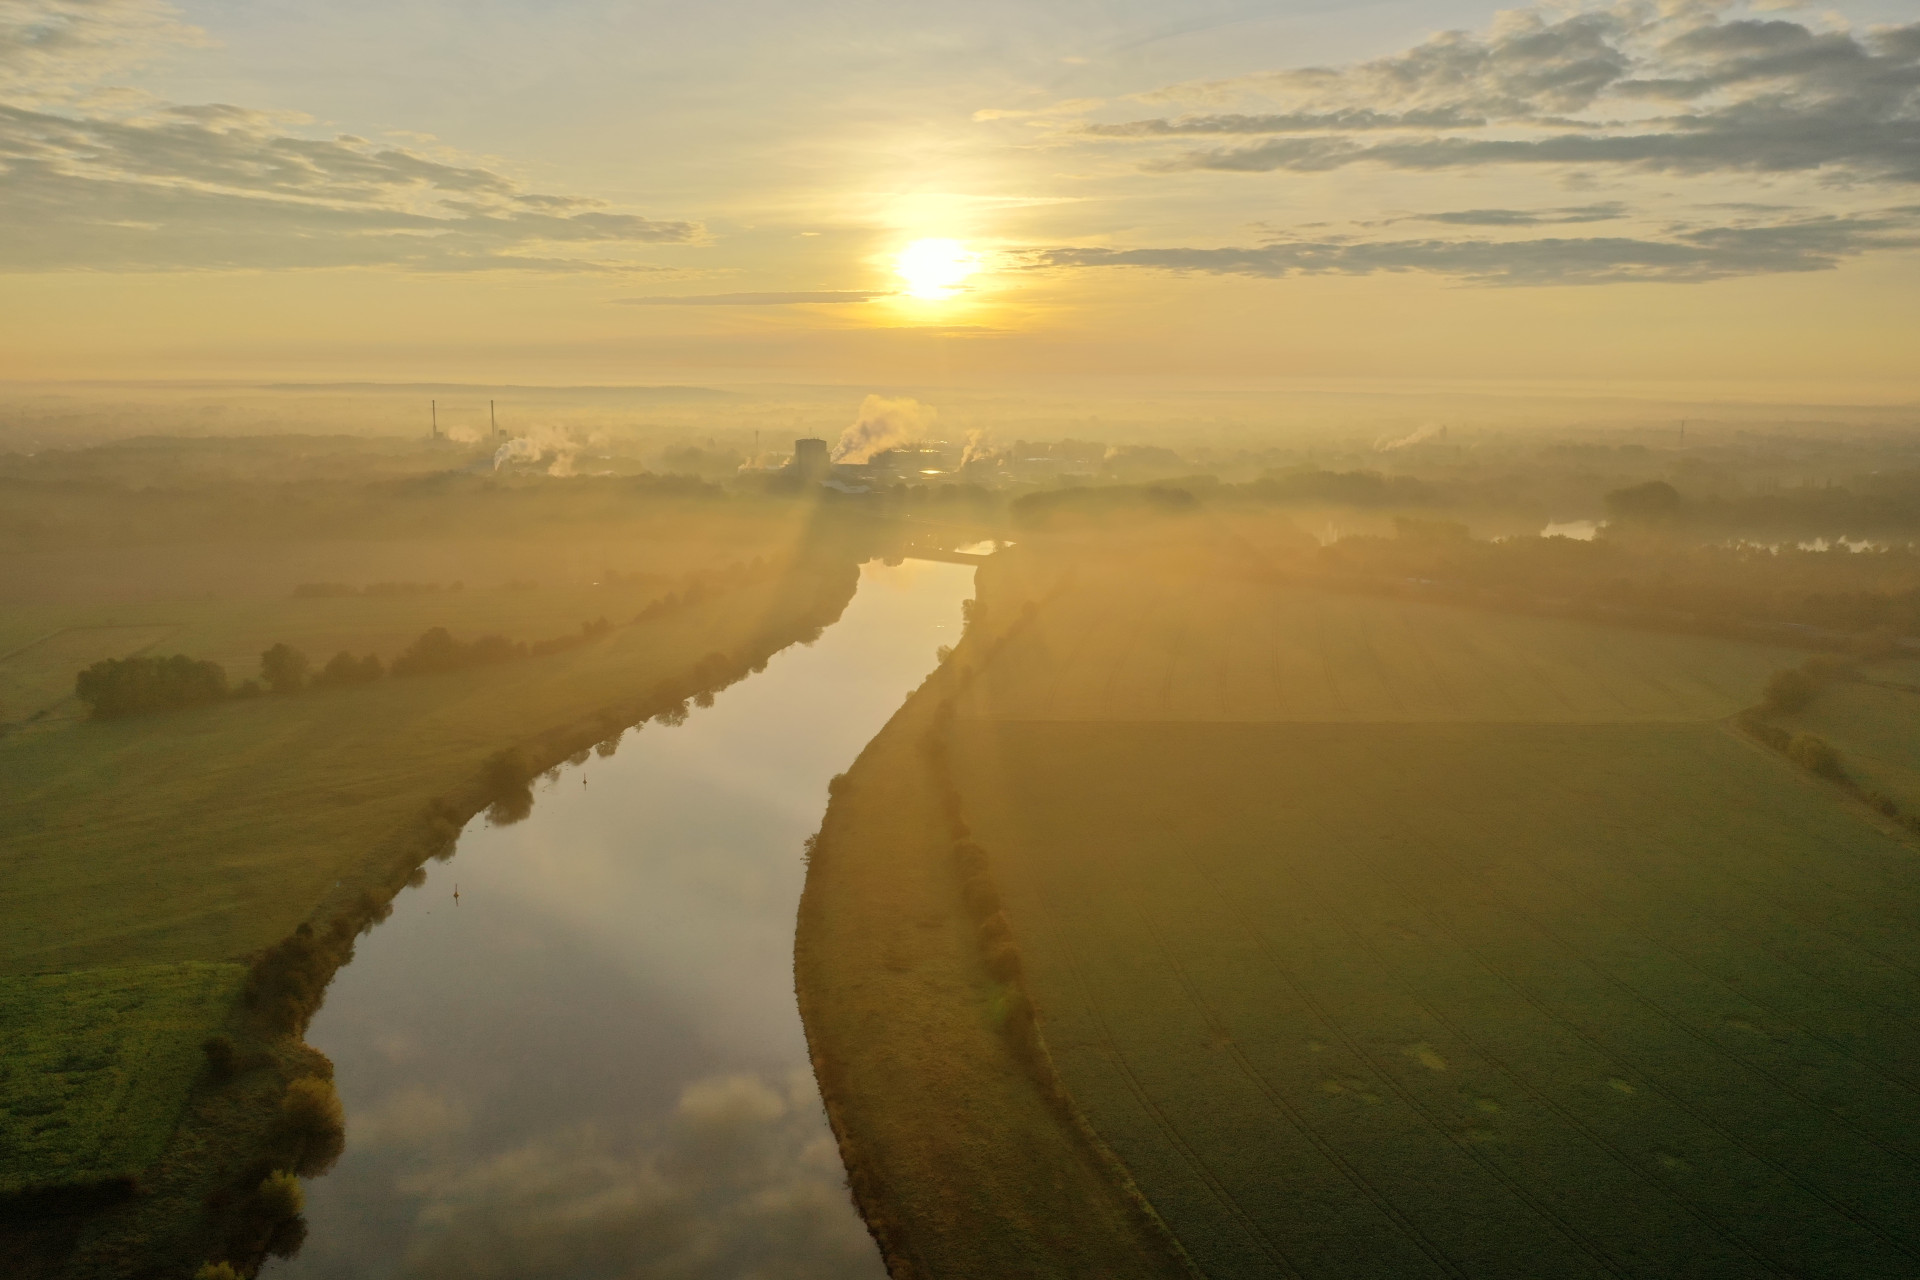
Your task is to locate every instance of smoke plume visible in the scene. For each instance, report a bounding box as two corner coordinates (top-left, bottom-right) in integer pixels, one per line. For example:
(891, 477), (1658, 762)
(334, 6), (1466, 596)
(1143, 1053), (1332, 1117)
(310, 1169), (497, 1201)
(1375, 422), (1445, 452)
(831, 395), (935, 464)
(492, 426), (581, 476)
(959, 428), (1002, 468)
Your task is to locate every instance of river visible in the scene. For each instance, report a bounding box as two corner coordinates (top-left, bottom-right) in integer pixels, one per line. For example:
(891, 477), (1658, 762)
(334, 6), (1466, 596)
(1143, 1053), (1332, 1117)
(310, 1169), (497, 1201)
(268, 558), (976, 1280)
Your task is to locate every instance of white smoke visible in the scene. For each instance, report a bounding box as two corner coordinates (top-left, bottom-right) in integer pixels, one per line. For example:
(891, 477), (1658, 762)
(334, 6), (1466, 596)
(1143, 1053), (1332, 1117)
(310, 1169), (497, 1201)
(831, 395), (935, 464)
(1375, 422), (1446, 452)
(959, 428), (1002, 468)
(492, 426), (580, 476)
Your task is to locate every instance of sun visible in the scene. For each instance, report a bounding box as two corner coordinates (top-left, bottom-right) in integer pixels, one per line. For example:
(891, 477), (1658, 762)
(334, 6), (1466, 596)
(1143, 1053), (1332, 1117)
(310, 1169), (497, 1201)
(894, 239), (980, 300)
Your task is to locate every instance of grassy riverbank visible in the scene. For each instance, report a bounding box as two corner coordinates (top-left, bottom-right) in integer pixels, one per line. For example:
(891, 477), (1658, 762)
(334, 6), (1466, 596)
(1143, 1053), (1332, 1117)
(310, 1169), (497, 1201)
(795, 554), (1194, 1280)
(0, 472), (869, 1277)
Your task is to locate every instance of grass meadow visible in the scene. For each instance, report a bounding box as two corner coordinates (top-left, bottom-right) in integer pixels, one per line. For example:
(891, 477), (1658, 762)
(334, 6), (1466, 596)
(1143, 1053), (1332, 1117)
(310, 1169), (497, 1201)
(0, 964), (245, 1195)
(0, 501), (853, 1243)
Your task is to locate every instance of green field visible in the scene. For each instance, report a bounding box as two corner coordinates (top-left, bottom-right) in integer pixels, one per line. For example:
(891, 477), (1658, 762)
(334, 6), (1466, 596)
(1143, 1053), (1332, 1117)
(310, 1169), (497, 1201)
(951, 719), (1920, 1278)
(0, 964), (246, 1195)
(956, 568), (1791, 724)
(0, 562), (848, 977)
(804, 547), (1920, 1279)
(0, 492), (861, 1280)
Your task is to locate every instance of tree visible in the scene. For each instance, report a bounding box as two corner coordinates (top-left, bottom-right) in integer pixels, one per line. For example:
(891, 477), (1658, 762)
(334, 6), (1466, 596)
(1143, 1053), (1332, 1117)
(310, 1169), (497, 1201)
(1787, 733), (1847, 781)
(254, 1170), (304, 1221)
(1603, 480), (1684, 523)
(1763, 668), (1816, 713)
(75, 655), (228, 718)
(312, 650), (383, 688)
(260, 643), (310, 694)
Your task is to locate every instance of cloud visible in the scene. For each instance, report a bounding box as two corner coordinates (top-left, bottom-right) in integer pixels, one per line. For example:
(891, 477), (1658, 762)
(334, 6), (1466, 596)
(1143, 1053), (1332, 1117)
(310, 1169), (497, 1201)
(615, 291), (889, 305)
(0, 0), (205, 104)
(0, 3), (698, 272)
(0, 101), (700, 271)
(1031, 209), (1920, 285)
(391, 1071), (880, 1280)
(1089, 8), (1920, 186)
(1405, 202), (1628, 226)
(1085, 106), (1490, 136)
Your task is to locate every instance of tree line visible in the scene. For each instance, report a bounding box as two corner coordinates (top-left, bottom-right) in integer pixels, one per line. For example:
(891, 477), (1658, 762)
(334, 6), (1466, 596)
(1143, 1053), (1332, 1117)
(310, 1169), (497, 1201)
(73, 559), (782, 719)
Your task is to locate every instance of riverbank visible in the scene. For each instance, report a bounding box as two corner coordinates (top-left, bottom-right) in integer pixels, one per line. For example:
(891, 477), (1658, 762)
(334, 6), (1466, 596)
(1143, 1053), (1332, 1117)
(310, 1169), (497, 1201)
(5, 553), (862, 1279)
(793, 551), (1194, 1280)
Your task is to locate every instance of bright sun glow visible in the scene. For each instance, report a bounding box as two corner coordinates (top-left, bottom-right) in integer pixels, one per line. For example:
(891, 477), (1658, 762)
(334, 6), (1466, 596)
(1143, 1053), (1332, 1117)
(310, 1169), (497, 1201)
(894, 239), (980, 300)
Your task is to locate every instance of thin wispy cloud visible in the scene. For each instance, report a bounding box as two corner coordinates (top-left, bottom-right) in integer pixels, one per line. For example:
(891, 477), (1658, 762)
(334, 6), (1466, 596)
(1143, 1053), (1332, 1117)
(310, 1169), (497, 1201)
(0, 2), (698, 272)
(0, 0), (205, 104)
(1033, 209), (1920, 286)
(615, 291), (889, 305)
(1402, 203), (1629, 227)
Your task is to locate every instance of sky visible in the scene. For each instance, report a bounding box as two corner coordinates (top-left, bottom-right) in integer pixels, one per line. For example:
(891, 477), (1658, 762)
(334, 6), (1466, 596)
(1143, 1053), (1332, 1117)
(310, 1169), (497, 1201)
(1, 0), (1918, 398)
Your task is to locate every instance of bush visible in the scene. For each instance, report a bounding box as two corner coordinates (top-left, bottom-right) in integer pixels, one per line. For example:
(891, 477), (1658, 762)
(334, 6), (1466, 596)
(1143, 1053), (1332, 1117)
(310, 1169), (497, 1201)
(259, 643), (310, 694)
(281, 1076), (346, 1175)
(312, 650), (383, 688)
(281, 1076), (343, 1137)
(195, 1264), (241, 1280)
(1762, 668), (1815, 713)
(983, 939), (1023, 984)
(75, 654), (227, 718)
(390, 626), (527, 678)
(482, 747), (535, 826)
(1604, 480), (1684, 522)
(244, 922), (339, 1032)
(254, 1170), (303, 1221)
(482, 746), (532, 796)
(1787, 733), (1847, 781)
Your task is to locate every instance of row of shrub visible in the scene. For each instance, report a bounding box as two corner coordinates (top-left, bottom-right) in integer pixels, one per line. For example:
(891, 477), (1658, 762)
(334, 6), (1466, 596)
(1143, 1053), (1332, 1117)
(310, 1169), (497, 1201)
(1743, 657), (1920, 836)
(74, 560), (783, 719)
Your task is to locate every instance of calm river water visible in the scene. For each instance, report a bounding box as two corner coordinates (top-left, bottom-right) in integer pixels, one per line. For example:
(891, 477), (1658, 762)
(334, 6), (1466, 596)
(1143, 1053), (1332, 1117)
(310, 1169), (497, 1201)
(268, 558), (975, 1280)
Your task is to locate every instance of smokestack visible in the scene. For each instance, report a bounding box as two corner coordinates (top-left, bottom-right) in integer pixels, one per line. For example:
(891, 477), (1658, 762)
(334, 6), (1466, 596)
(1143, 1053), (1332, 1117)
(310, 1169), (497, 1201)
(431, 399), (438, 440)
(492, 400), (499, 439)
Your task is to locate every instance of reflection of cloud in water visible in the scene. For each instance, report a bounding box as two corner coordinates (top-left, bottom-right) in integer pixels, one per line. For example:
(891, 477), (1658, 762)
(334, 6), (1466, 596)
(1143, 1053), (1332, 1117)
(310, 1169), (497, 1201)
(395, 1071), (874, 1280)
(354, 1085), (470, 1151)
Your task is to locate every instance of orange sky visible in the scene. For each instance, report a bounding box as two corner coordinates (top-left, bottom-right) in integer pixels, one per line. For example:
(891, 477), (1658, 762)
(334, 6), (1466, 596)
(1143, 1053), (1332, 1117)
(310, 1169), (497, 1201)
(2, 0), (1918, 400)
